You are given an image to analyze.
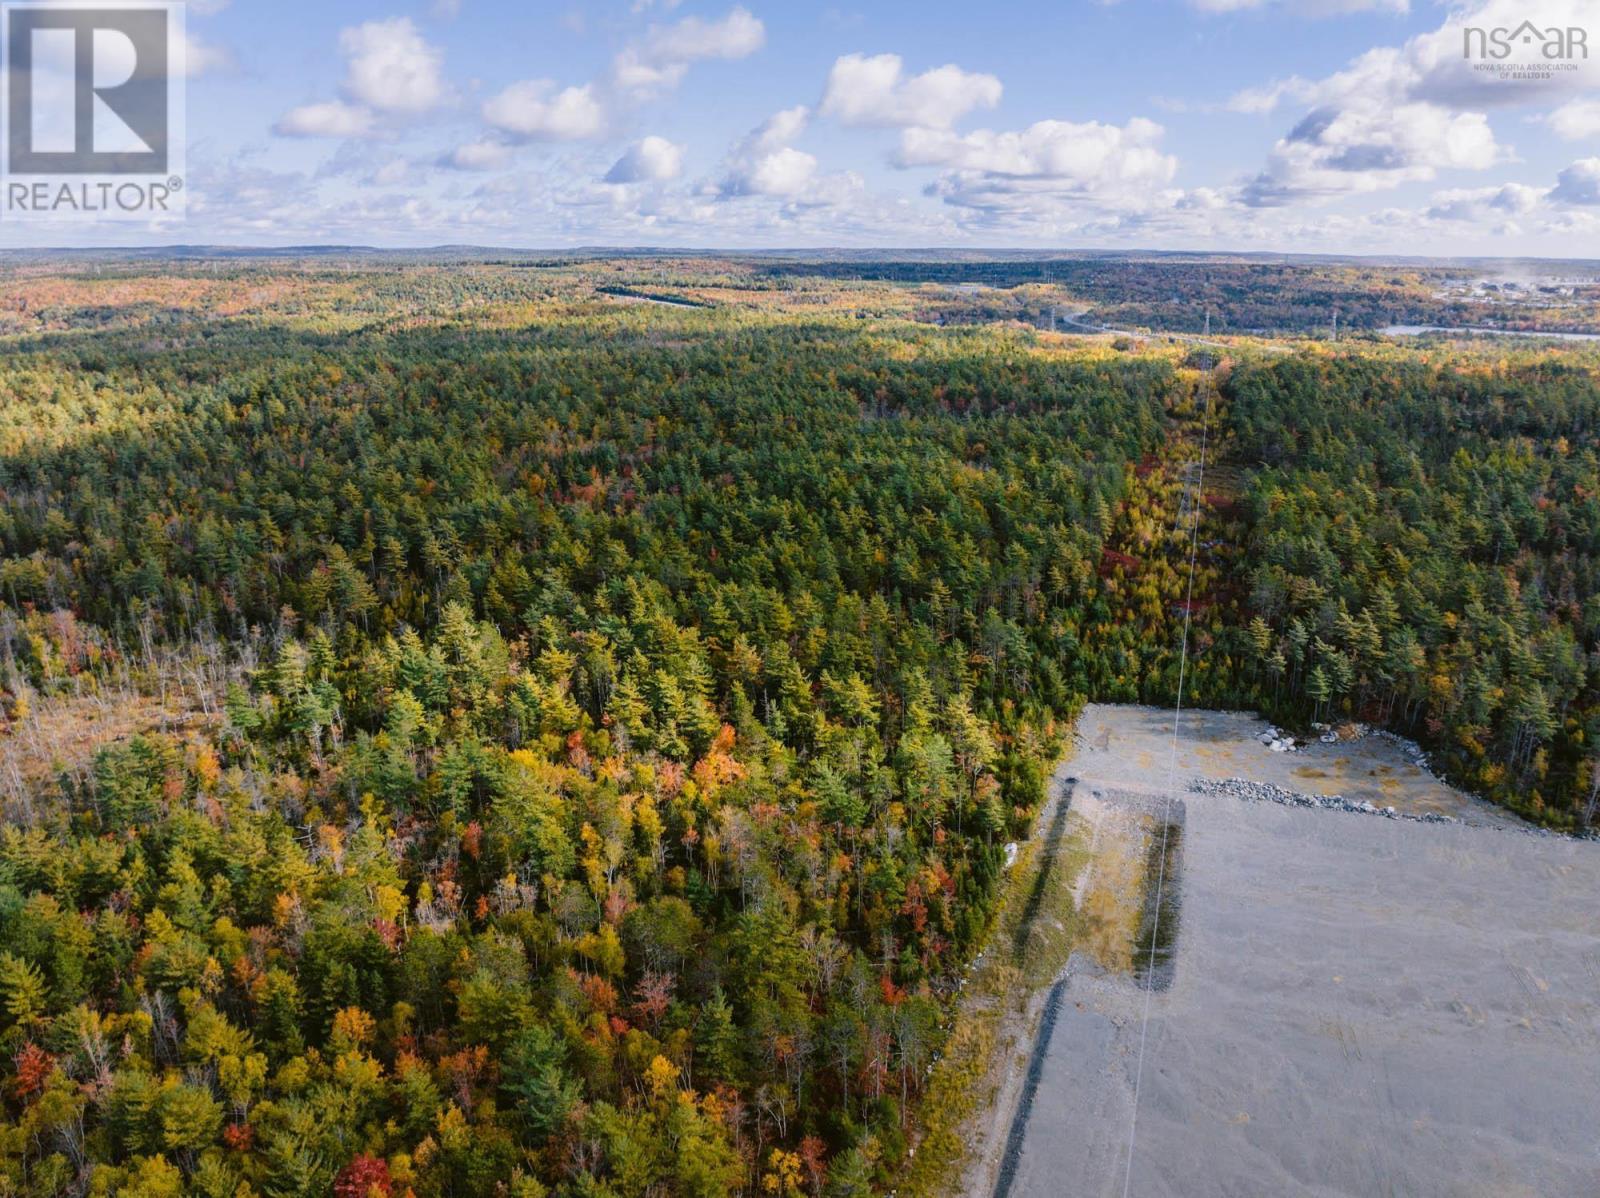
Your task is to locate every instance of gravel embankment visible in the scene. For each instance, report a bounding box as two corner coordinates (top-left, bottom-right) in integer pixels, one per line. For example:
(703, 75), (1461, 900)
(1190, 776), (1596, 839)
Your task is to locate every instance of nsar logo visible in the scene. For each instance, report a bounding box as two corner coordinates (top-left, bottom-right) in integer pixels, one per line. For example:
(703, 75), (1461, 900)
(1463, 20), (1589, 61)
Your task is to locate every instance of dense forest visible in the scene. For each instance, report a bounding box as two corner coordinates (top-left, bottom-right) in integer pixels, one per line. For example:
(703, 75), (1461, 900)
(1229, 353), (1600, 824)
(0, 259), (1595, 1196)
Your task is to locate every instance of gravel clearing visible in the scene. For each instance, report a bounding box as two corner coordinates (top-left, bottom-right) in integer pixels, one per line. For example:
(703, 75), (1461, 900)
(999, 705), (1600, 1198)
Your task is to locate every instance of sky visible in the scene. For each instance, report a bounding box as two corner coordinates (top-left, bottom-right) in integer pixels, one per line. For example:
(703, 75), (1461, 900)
(8, 0), (1600, 254)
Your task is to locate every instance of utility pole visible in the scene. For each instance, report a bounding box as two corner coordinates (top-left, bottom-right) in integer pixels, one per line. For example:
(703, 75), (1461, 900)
(1331, 307), (1339, 342)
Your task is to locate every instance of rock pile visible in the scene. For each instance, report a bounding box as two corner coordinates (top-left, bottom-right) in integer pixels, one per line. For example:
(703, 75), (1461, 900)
(1192, 778), (1598, 841)
(1190, 778), (1458, 824)
(1372, 729), (1435, 773)
(1256, 727), (1300, 753)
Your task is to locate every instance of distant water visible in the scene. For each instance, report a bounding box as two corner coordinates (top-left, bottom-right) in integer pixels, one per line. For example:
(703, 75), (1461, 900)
(1384, 324), (1600, 342)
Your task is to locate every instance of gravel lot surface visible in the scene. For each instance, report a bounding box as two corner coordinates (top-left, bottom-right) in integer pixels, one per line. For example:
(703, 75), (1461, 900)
(1001, 705), (1600, 1198)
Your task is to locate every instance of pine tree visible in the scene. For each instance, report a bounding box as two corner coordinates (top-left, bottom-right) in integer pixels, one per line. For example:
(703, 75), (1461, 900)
(696, 987), (741, 1085)
(502, 1024), (580, 1143)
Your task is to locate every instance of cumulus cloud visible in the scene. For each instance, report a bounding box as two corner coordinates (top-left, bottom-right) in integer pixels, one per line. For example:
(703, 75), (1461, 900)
(273, 18), (449, 141)
(730, 147), (818, 196)
(612, 6), (765, 97)
(1396, 0), (1598, 110)
(444, 138), (513, 171)
(813, 50), (1177, 228)
(476, 6), (759, 158)
(483, 82), (606, 141)
(1426, 182), (1547, 220)
(1546, 99), (1600, 140)
(177, 29), (234, 77)
(744, 106), (811, 157)
(717, 107), (818, 197)
(1234, 0), (1600, 116)
(643, 5), (764, 62)
(605, 136), (686, 183)
(340, 18), (449, 114)
(1223, 0), (1600, 205)
(1551, 158), (1600, 205)
(899, 117), (1181, 226)
(274, 100), (375, 139)
(820, 54), (1002, 129)
(896, 117), (1176, 185)
(1224, 79), (1312, 114)
(1243, 102), (1500, 205)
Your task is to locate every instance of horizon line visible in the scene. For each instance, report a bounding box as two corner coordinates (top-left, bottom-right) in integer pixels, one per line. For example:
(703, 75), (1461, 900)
(3, 244), (1600, 266)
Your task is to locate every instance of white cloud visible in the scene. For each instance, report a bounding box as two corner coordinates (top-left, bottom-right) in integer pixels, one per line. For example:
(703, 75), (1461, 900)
(274, 100), (375, 139)
(1546, 99), (1600, 140)
(897, 117), (1176, 187)
(483, 81), (606, 141)
(820, 53), (1001, 129)
(1224, 0), (1600, 206)
(733, 147), (818, 196)
(717, 108), (818, 197)
(481, 6), (760, 156)
(790, 169), (867, 209)
(1224, 79), (1311, 114)
(643, 5), (764, 63)
(612, 6), (765, 97)
(1426, 182), (1546, 220)
(1235, 0), (1600, 116)
(1551, 158), (1600, 205)
(610, 51), (690, 97)
(1400, 0), (1599, 110)
(605, 136), (686, 183)
(1543, 208), (1600, 240)
(445, 138), (513, 171)
(177, 29), (233, 77)
(340, 18), (449, 115)
(898, 116), (1183, 232)
(272, 17), (450, 141)
(744, 105), (811, 155)
(1243, 102), (1500, 205)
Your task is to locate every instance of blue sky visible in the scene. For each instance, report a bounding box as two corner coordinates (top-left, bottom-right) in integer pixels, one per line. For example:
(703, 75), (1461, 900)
(14, 0), (1600, 253)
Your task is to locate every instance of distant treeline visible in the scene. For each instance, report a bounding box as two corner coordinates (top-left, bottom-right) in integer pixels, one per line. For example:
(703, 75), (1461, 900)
(759, 258), (1600, 337)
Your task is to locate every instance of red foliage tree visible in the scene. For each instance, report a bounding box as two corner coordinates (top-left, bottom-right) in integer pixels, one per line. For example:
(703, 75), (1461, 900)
(11, 1043), (53, 1099)
(333, 1154), (393, 1198)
